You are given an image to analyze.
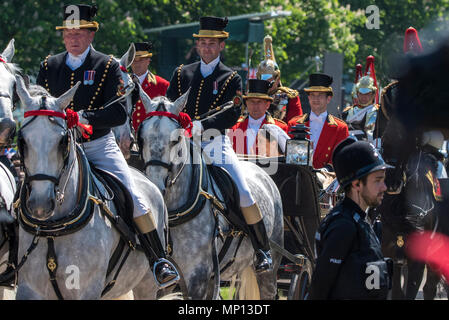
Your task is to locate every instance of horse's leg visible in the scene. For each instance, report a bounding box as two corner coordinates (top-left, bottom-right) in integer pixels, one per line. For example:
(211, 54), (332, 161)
(404, 259), (425, 300)
(423, 266), (440, 300)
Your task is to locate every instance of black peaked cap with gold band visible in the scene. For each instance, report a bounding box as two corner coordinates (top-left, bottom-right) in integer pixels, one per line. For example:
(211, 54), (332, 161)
(56, 4), (99, 31)
(243, 79), (274, 102)
(304, 73), (333, 96)
(133, 42), (153, 58)
(193, 16), (229, 39)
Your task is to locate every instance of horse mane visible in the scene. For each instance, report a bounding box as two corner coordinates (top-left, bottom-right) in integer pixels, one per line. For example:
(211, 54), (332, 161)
(27, 84), (50, 98)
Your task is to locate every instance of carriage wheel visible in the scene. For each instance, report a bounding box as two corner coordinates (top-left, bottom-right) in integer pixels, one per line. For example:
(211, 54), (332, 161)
(287, 257), (312, 300)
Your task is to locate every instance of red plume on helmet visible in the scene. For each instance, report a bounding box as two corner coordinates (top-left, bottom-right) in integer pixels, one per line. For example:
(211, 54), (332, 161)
(364, 55), (379, 104)
(403, 27), (423, 55)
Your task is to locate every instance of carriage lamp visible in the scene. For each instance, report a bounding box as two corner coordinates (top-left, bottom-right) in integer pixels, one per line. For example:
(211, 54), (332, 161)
(286, 124), (312, 166)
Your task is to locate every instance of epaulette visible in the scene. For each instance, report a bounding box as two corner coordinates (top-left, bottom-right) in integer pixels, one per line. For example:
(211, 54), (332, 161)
(277, 86), (299, 99)
(237, 115), (247, 123)
(328, 114), (345, 126)
(295, 113), (308, 124)
(265, 114), (276, 124)
(147, 72), (157, 85)
(342, 105), (353, 113)
(274, 117), (286, 125)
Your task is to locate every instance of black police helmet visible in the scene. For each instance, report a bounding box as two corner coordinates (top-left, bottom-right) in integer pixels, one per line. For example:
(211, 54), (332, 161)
(332, 137), (394, 188)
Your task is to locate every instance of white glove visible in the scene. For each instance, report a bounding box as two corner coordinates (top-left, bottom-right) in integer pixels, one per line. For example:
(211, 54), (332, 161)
(262, 124), (291, 153)
(77, 111), (89, 125)
(192, 120), (203, 137)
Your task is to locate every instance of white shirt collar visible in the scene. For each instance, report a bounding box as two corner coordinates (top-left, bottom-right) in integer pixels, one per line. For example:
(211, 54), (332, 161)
(136, 71), (149, 85)
(66, 46), (91, 70)
(248, 114), (266, 126)
(200, 56), (220, 78)
(310, 111), (328, 122)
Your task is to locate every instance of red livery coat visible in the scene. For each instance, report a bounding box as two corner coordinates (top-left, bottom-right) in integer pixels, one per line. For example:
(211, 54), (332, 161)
(287, 113), (349, 169)
(230, 114), (288, 156)
(132, 73), (169, 131)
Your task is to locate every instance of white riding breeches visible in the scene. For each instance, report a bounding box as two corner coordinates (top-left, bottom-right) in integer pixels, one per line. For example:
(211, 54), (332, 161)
(201, 135), (256, 208)
(82, 131), (148, 218)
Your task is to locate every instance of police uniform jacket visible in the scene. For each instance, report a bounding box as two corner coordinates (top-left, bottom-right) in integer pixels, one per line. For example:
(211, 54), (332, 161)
(166, 61), (242, 132)
(132, 73), (169, 131)
(36, 48), (127, 142)
(309, 197), (390, 300)
(287, 113), (349, 169)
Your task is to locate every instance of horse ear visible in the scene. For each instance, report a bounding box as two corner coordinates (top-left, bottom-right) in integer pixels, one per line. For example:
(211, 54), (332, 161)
(139, 83), (155, 113)
(120, 43), (136, 69)
(15, 74), (33, 110)
(56, 81), (81, 110)
(171, 88), (190, 116)
(1, 39), (15, 62)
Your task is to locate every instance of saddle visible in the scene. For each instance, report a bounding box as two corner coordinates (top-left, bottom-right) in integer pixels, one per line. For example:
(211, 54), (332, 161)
(89, 165), (136, 241)
(206, 164), (248, 234)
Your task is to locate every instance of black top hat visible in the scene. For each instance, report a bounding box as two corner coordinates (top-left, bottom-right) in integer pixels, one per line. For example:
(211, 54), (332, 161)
(243, 79), (273, 101)
(332, 137), (393, 188)
(193, 16), (229, 39)
(304, 73), (334, 95)
(56, 4), (99, 31)
(133, 42), (153, 58)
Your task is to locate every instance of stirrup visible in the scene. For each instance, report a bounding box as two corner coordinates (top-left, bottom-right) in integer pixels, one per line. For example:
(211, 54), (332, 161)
(153, 258), (180, 289)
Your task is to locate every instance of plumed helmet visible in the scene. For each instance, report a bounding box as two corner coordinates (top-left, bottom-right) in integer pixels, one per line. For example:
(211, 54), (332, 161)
(403, 27), (423, 55)
(356, 76), (377, 95)
(332, 137), (393, 188)
(256, 35), (280, 82)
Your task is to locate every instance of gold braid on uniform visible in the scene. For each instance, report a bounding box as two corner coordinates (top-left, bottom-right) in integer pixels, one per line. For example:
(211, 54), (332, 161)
(43, 55), (52, 94)
(276, 86), (299, 99)
(87, 55), (114, 111)
(177, 64), (184, 98)
(208, 71), (237, 112)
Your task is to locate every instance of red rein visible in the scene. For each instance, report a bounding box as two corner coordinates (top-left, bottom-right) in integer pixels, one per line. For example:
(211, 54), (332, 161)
(24, 109), (93, 139)
(145, 111), (193, 137)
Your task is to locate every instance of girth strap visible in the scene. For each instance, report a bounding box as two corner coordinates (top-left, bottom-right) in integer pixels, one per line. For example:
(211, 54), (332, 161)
(46, 237), (64, 300)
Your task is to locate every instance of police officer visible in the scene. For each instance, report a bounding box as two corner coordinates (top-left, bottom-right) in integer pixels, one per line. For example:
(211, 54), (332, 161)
(36, 4), (179, 288)
(166, 16), (273, 273)
(309, 137), (393, 300)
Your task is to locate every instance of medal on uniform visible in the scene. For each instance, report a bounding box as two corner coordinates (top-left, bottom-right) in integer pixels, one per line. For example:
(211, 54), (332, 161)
(213, 81), (218, 95)
(84, 70), (95, 85)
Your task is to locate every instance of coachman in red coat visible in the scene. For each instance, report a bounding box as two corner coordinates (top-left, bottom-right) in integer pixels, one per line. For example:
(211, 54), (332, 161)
(288, 73), (349, 169)
(131, 42), (170, 131)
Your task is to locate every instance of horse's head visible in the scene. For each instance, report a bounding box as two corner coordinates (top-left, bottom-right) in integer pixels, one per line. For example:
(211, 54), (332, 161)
(382, 114), (416, 193)
(113, 43), (136, 159)
(137, 86), (190, 194)
(0, 39), (19, 147)
(16, 75), (80, 220)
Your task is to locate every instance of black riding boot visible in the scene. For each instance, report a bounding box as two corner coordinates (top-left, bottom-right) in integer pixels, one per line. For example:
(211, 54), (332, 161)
(135, 213), (179, 288)
(137, 229), (180, 288)
(247, 220), (273, 273)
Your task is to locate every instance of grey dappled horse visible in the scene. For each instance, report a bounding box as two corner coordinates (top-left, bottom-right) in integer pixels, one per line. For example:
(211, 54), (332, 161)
(112, 43), (136, 160)
(137, 90), (284, 299)
(14, 76), (167, 300)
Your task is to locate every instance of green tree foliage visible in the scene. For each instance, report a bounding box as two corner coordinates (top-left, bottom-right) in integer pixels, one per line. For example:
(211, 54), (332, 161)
(1, 0), (449, 89)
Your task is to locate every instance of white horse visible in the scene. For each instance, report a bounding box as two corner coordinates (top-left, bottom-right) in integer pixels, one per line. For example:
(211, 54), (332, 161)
(112, 44), (136, 160)
(137, 90), (284, 299)
(13, 76), (168, 300)
(0, 39), (19, 147)
(0, 39), (20, 299)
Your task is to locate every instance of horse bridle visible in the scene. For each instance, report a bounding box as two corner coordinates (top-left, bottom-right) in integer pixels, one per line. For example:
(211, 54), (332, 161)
(18, 96), (74, 205)
(137, 109), (189, 190)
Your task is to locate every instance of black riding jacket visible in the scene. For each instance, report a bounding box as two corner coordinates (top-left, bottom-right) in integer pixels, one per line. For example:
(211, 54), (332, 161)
(309, 197), (391, 300)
